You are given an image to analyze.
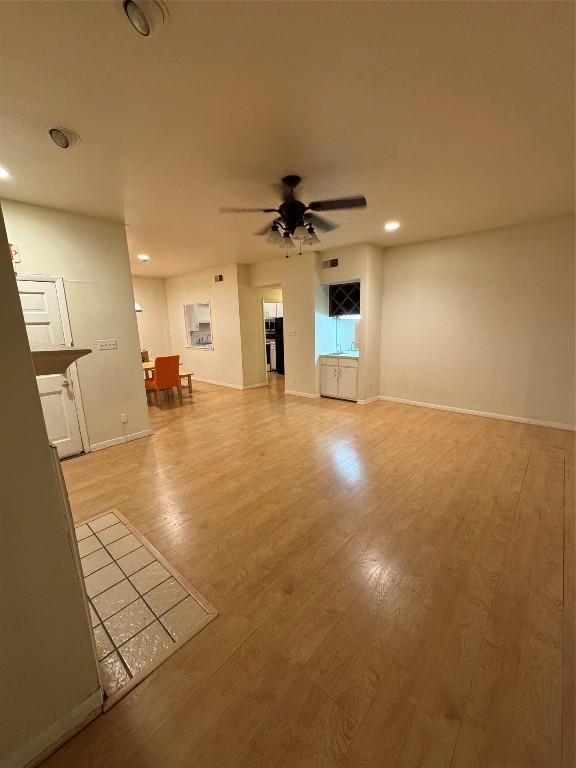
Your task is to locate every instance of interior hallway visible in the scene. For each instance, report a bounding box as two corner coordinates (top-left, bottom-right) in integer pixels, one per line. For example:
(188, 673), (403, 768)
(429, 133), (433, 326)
(44, 380), (574, 768)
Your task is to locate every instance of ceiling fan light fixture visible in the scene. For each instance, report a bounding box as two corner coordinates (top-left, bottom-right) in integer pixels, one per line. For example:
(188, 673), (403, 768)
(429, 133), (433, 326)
(293, 224), (308, 240)
(303, 225), (320, 245)
(280, 232), (295, 249)
(267, 223), (282, 243)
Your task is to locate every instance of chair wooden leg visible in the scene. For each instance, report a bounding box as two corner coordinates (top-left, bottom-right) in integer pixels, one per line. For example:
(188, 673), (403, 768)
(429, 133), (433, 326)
(177, 384), (182, 403)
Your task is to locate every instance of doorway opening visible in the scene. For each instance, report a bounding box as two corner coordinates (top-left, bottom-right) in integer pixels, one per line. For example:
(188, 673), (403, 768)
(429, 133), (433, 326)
(262, 289), (284, 390)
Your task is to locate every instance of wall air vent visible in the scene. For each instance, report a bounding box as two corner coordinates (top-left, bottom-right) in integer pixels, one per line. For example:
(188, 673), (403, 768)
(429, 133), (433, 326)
(321, 258), (339, 269)
(214, 274), (224, 283)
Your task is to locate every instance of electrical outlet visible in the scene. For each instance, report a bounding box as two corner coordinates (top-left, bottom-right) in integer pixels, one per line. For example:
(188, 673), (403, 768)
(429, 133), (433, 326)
(97, 339), (118, 351)
(120, 413), (128, 424)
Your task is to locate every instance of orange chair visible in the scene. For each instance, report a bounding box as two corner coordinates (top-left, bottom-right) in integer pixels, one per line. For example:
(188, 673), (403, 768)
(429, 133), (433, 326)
(145, 355), (182, 405)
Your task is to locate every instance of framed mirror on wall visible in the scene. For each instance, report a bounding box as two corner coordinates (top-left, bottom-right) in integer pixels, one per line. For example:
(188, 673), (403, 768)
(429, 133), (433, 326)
(183, 302), (213, 348)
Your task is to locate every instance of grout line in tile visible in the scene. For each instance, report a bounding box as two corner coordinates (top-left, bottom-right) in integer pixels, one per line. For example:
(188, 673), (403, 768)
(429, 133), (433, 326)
(131, 573), (172, 596)
(89, 573), (126, 599)
(83, 516), (121, 535)
(116, 617), (177, 655)
(79, 543), (104, 559)
(152, 582), (190, 633)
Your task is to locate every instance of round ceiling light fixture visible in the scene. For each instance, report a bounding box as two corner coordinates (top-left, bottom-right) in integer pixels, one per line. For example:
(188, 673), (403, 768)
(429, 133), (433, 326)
(123, 0), (150, 36)
(0, 166), (11, 179)
(121, 0), (168, 37)
(137, 253), (151, 262)
(49, 127), (80, 149)
(384, 220), (400, 232)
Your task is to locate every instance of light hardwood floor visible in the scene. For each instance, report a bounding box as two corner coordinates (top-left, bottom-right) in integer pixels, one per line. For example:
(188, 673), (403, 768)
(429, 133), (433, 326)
(44, 379), (574, 768)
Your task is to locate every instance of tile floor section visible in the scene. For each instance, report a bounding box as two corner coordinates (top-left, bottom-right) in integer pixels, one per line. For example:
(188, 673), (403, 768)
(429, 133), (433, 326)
(75, 511), (215, 700)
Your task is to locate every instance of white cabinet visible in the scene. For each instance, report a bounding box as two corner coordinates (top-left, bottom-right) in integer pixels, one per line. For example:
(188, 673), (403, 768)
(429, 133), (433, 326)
(320, 361), (339, 397)
(264, 302), (283, 319)
(338, 365), (358, 400)
(320, 356), (358, 401)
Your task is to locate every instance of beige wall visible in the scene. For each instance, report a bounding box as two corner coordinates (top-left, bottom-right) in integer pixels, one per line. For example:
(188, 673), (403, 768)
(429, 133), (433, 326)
(0, 205), (99, 768)
(132, 276), (171, 359)
(165, 263), (244, 387)
(4, 200), (150, 449)
(380, 215), (575, 428)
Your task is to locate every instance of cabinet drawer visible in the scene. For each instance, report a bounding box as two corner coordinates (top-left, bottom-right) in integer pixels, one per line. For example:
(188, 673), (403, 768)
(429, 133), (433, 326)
(320, 356), (339, 366)
(338, 357), (359, 368)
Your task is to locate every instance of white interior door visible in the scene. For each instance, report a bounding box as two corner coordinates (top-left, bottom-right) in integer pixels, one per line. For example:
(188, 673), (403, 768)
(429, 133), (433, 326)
(17, 279), (84, 458)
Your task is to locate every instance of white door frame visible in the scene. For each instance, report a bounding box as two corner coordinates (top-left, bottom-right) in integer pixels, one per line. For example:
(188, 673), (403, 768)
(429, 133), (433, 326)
(17, 274), (91, 454)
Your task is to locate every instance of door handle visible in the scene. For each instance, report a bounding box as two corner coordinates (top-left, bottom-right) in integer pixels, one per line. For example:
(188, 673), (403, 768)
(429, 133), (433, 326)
(62, 380), (70, 388)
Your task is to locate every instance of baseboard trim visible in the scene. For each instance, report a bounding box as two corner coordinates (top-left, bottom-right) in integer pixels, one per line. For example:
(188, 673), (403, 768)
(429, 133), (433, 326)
(357, 396), (379, 405)
(243, 382), (268, 390)
(90, 429), (153, 452)
(379, 395), (576, 431)
(8, 687), (102, 768)
(189, 376), (244, 390)
(284, 389), (321, 399)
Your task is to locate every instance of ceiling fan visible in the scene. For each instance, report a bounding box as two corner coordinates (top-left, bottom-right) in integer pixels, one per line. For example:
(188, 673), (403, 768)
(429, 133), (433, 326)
(219, 175), (367, 252)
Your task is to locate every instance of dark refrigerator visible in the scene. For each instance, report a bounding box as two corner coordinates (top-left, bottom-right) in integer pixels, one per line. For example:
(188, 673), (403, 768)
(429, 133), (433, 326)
(274, 317), (285, 375)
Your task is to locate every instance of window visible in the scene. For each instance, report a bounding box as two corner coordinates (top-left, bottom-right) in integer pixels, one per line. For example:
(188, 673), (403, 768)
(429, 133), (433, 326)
(184, 303), (213, 348)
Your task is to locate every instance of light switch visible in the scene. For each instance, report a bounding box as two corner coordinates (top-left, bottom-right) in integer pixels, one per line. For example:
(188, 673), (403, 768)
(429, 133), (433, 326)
(97, 339), (118, 351)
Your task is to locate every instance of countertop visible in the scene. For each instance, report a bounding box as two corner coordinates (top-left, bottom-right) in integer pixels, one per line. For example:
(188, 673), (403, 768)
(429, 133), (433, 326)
(320, 351), (360, 359)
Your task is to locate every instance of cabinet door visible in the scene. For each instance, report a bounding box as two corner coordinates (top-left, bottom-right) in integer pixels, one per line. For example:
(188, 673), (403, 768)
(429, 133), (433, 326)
(338, 365), (358, 401)
(320, 365), (339, 397)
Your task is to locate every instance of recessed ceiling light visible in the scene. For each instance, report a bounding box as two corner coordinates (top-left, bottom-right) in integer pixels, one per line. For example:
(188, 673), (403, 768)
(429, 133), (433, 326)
(123, 0), (151, 36)
(137, 254), (151, 262)
(0, 166), (11, 179)
(48, 127), (80, 149)
(384, 220), (400, 232)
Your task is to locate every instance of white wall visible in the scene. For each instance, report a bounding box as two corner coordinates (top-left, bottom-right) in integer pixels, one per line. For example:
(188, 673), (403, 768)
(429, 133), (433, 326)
(132, 276), (171, 359)
(380, 215), (575, 428)
(4, 200), (150, 449)
(0, 205), (100, 768)
(165, 263), (244, 387)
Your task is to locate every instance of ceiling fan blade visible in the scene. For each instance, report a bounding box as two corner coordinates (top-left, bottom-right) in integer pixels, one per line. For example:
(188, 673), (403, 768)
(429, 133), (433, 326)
(307, 195), (367, 212)
(304, 213), (338, 232)
(219, 206), (278, 213)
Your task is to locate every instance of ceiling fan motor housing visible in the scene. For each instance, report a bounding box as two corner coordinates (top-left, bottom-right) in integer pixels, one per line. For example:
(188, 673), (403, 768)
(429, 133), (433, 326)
(278, 200), (307, 234)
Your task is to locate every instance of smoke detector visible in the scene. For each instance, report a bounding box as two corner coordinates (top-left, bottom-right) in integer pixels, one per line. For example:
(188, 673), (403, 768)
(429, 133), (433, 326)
(49, 128), (80, 149)
(121, 0), (169, 37)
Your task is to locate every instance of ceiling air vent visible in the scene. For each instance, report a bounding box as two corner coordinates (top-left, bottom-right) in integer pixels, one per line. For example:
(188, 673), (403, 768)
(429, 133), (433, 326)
(321, 258), (339, 269)
(214, 274), (224, 283)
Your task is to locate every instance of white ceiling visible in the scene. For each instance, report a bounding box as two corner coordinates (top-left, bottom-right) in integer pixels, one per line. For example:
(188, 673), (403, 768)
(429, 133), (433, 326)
(0, 1), (573, 277)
